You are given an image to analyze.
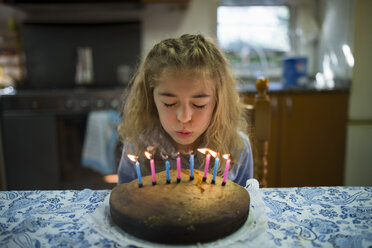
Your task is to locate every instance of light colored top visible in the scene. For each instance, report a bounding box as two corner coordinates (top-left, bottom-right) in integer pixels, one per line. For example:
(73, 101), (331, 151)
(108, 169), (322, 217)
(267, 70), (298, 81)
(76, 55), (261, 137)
(117, 132), (253, 187)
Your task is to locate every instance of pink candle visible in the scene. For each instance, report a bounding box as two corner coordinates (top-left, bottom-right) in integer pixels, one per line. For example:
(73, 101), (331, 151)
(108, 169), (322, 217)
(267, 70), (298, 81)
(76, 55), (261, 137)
(145, 151), (156, 185)
(197, 148), (211, 182)
(150, 158), (156, 185)
(203, 153), (211, 182)
(222, 154), (231, 186)
(177, 152), (181, 183)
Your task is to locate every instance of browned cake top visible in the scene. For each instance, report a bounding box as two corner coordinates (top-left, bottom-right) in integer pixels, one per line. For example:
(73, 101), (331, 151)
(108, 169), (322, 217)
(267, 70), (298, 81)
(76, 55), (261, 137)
(110, 169), (250, 229)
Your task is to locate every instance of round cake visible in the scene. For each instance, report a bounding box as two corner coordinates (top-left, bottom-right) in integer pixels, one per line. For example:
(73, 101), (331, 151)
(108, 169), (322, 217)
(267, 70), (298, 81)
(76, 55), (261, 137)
(109, 169), (250, 244)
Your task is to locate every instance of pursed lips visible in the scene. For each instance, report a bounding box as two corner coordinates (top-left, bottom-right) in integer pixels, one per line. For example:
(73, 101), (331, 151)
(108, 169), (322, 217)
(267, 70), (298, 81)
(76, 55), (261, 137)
(176, 130), (193, 137)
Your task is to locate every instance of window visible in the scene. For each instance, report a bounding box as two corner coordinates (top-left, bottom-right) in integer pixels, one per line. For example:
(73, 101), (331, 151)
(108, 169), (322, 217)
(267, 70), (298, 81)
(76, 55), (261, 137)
(217, 5), (291, 84)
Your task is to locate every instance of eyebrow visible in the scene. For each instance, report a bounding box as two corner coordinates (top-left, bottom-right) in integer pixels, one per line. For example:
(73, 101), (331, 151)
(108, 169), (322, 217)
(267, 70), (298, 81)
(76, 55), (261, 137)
(158, 92), (211, 98)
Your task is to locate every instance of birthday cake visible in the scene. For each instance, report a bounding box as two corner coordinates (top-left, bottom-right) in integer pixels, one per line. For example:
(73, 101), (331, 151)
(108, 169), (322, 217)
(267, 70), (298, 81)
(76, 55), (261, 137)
(109, 169), (250, 244)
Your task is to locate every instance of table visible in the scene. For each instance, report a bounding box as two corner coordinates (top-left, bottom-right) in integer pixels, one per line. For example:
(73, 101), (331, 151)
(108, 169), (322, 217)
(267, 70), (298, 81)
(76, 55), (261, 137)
(1, 186), (371, 247)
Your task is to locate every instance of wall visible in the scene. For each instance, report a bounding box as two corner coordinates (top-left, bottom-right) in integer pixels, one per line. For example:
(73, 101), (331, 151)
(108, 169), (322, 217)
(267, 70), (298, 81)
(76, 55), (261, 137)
(141, 0), (218, 56)
(317, 0), (354, 81)
(1, 0), (218, 59)
(289, 0), (319, 77)
(344, 0), (372, 186)
(315, 0), (372, 186)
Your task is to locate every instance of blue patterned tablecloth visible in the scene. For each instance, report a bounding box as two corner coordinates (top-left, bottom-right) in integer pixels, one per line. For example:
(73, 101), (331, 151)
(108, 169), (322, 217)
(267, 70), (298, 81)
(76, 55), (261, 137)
(0, 187), (371, 247)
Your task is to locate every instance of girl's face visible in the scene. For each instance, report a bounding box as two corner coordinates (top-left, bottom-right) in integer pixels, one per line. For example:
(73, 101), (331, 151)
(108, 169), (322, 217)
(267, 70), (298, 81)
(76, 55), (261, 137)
(153, 75), (216, 153)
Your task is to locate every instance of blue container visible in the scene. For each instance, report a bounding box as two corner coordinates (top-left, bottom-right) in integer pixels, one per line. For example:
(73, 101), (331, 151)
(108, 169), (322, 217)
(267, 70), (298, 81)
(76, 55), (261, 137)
(282, 57), (308, 87)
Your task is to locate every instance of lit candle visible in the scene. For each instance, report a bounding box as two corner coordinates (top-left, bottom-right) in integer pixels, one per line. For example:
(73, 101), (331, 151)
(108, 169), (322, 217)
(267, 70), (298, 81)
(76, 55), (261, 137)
(189, 150), (194, 180)
(128, 154), (142, 188)
(165, 155), (170, 184)
(197, 148), (211, 182)
(177, 152), (181, 183)
(144, 151), (156, 185)
(210, 151), (219, 185)
(222, 154), (231, 186)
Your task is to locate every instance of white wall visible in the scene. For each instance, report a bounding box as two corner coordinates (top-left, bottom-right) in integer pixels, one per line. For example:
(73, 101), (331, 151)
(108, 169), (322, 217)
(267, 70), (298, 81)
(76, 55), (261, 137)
(141, 0), (218, 56)
(344, 0), (372, 186)
(317, 0), (354, 81)
(345, 126), (372, 185)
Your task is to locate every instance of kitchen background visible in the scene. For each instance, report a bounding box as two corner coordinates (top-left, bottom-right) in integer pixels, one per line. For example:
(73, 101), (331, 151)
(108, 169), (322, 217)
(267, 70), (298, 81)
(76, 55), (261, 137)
(0, 0), (371, 190)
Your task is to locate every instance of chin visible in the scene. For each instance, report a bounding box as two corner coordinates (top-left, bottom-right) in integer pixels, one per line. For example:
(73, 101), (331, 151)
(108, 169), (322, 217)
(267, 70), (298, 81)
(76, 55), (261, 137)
(175, 139), (193, 146)
(173, 137), (196, 146)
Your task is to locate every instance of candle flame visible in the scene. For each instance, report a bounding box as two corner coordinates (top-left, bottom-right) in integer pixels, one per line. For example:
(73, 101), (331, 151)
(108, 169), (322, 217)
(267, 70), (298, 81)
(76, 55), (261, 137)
(197, 148), (209, 154)
(144, 151), (152, 160)
(128, 154), (138, 162)
(222, 154), (230, 160)
(165, 155), (168, 159)
(209, 149), (218, 158)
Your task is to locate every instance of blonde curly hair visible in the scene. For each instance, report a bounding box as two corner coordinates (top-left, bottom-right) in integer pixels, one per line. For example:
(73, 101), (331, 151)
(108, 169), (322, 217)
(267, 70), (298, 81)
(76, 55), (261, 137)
(118, 34), (247, 175)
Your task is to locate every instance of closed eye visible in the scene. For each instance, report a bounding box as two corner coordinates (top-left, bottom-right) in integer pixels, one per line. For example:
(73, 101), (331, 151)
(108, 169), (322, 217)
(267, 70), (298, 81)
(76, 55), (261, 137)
(193, 104), (206, 109)
(164, 103), (176, 108)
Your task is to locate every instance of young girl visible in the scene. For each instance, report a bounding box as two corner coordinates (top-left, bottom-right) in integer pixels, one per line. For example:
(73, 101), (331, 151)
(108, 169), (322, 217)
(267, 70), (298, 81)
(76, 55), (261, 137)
(117, 34), (253, 187)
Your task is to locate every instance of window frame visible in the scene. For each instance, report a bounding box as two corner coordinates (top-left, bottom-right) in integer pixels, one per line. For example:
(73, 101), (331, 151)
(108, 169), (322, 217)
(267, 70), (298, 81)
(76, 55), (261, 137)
(217, 0), (297, 83)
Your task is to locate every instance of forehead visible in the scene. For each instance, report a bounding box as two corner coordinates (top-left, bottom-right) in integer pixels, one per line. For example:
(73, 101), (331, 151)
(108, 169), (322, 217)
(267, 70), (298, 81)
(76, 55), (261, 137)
(155, 74), (214, 95)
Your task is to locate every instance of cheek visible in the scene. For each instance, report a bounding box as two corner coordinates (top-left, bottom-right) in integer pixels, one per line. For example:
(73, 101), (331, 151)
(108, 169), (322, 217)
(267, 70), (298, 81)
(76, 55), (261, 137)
(195, 108), (214, 128)
(154, 98), (167, 119)
(157, 107), (176, 126)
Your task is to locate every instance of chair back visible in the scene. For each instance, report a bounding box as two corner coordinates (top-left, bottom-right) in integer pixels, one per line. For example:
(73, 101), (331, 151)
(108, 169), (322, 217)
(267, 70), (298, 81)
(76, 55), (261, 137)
(242, 78), (271, 187)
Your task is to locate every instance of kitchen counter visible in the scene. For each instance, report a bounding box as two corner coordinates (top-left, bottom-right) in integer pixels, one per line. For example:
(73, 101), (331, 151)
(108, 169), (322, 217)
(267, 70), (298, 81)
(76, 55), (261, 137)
(0, 86), (128, 114)
(237, 80), (350, 94)
(0, 86), (128, 97)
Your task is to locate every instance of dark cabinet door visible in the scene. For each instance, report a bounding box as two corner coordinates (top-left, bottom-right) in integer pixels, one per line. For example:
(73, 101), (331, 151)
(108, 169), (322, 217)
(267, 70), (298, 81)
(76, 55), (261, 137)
(241, 91), (349, 187)
(2, 113), (60, 190)
(278, 92), (349, 186)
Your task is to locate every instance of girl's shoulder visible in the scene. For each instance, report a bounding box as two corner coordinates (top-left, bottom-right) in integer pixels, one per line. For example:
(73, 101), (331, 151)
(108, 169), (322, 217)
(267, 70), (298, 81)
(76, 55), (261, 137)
(237, 131), (251, 150)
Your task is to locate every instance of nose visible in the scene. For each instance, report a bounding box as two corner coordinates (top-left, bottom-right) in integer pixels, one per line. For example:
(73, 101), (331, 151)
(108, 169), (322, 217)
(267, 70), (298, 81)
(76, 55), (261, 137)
(176, 104), (192, 123)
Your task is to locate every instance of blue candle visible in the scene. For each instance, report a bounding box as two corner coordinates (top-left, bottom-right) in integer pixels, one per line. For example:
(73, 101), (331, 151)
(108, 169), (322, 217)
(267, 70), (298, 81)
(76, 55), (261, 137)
(165, 156), (170, 184)
(135, 161), (143, 187)
(211, 154), (219, 184)
(128, 154), (142, 188)
(189, 151), (194, 180)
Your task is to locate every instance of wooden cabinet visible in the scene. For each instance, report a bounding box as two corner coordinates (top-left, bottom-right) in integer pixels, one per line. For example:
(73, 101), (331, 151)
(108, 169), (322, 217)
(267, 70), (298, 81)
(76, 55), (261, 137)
(242, 90), (349, 187)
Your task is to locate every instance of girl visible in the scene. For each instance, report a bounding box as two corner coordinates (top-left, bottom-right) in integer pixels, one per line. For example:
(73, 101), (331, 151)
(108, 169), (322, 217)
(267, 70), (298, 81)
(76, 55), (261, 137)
(117, 34), (253, 187)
